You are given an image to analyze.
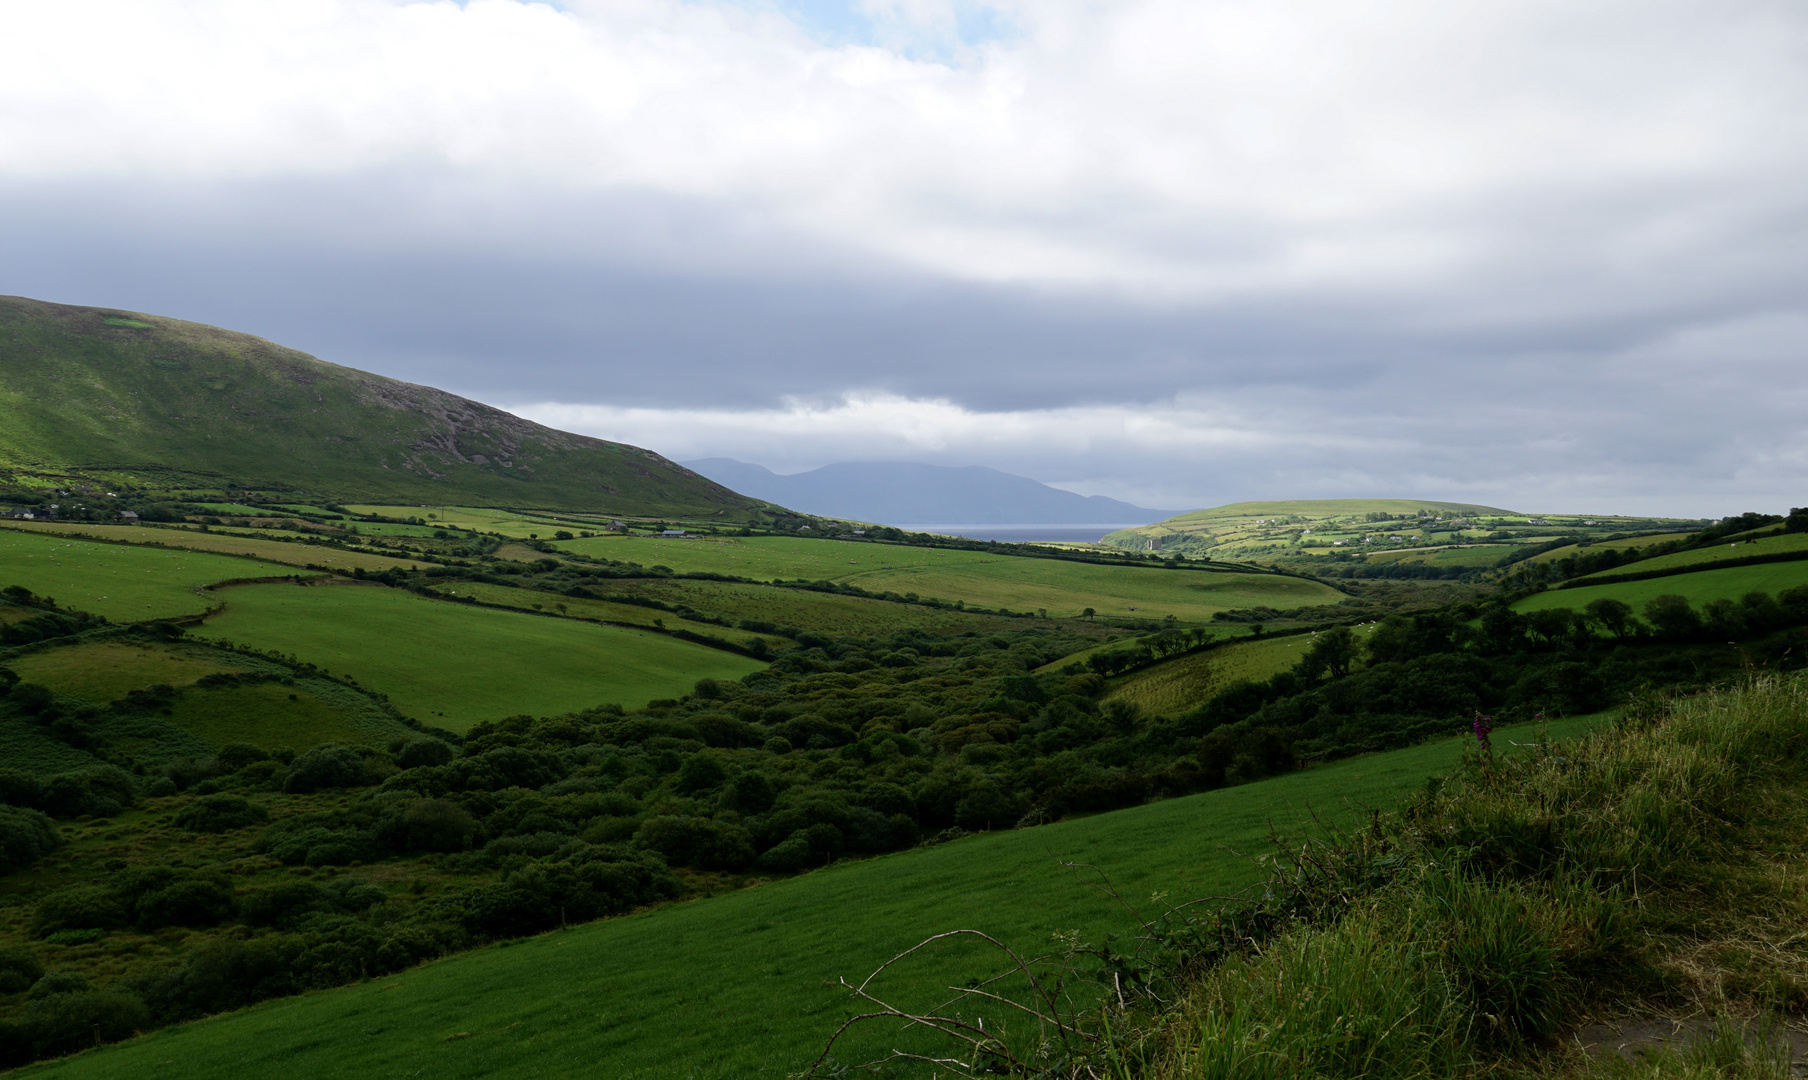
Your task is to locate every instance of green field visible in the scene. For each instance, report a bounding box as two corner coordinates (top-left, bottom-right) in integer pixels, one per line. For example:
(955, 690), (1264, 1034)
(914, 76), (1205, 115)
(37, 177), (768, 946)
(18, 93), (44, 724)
(7, 639), (417, 756)
(6, 640), (236, 700)
(441, 581), (763, 640)
(1104, 624), (1383, 715)
(1516, 560), (1808, 617)
(198, 583), (768, 730)
(554, 535), (1349, 621)
(1568, 529), (1808, 581)
(1, 521), (427, 574)
(0, 528), (302, 621)
(599, 578), (1039, 636)
(24, 717), (1589, 1080)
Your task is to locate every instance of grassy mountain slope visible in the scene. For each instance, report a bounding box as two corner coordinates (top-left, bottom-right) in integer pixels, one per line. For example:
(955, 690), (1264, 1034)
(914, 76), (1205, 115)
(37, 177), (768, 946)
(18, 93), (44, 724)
(0, 296), (762, 517)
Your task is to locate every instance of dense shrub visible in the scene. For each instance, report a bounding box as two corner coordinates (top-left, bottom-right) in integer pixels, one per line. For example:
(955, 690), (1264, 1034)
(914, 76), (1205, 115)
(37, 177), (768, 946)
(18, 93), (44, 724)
(395, 737), (454, 770)
(633, 815), (755, 871)
(175, 794), (268, 833)
(36, 766), (137, 818)
(0, 948), (43, 995)
(283, 744), (372, 793)
(0, 805), (60, 876)
(0, 769), (44, 809)
(30, 887), (127, 937)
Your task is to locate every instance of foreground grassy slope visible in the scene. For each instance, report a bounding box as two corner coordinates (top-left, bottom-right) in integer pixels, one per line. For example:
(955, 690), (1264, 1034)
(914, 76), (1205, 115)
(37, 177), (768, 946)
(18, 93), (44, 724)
(23, 718), (1585, 1080)
(199, 583), (766, 729)
(0, 528), (304, 621)
(0, 295), (763, 516)
(559, 535), (1348, 620)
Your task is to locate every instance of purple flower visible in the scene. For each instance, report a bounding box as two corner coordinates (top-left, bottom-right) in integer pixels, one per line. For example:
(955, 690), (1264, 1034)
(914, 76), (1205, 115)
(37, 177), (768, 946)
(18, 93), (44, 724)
(1472, 711), (1494, 749)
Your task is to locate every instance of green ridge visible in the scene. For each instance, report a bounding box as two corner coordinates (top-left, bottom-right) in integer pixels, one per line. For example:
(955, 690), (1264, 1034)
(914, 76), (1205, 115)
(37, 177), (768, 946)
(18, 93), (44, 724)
(0, 296), (764, 517)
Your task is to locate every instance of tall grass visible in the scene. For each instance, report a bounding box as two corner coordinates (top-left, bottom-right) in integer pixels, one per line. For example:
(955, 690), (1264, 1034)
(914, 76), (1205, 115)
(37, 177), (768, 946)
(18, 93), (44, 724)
(831, 676), (1808, 1079)
(1140, 675), (1808, 1080)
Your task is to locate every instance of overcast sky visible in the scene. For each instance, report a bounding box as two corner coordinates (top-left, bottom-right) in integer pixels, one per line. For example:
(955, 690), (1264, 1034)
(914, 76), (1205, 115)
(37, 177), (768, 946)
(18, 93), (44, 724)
(4, 0), (1806, 516)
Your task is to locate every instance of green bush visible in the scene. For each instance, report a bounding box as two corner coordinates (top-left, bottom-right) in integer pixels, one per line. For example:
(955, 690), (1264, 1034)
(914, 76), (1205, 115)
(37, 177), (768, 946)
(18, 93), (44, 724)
(633, 815), (755, 871)
(29, 887), (127, 937)
(0, 769), (44, 809)
(0, 804), (60, 875)
(395, 737), (454, 770)
(0, 947), (43, 995)
(174, 794), (268, 833)
(283, 743), (372, 794)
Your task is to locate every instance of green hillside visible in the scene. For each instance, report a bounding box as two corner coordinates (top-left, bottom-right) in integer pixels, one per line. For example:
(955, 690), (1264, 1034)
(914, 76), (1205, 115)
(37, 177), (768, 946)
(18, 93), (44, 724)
(0, 296), (763, 518)
(13, 717), (1586, 1080)
(1108, 497), (1697, 566)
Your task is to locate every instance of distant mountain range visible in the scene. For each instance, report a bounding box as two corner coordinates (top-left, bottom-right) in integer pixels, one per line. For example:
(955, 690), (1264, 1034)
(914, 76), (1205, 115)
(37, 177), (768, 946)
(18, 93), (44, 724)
(0, 295), (760, 517)
(682, 459), (1172, 525)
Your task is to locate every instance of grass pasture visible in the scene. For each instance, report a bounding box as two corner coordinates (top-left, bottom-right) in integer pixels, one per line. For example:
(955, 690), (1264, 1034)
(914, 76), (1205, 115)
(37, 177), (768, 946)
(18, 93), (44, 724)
(0, 520), (427, 575)
(160, 679), (408, 753)
(0, 527), (302, 621)
(1515, 560), (1808, 617)
(600, 578), (1040, 636)
(1568, 529), (1808, 581)
(5, 640), (236, 701)
(439, 581), (759, 640)
(199, 583), (767, 730)
(6, 639), (416, 756)
(556, 535), (1350, 621)
(1104, 624), (1384, 715)
(25, 717), (1590, 1080)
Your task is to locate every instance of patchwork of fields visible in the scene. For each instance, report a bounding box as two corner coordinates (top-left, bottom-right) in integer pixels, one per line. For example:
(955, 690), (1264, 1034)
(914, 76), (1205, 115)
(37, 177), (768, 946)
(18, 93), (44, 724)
(0, 520), (426, 574)
(559, 534), (1349, 620)
(24, 718), (1589, 1080)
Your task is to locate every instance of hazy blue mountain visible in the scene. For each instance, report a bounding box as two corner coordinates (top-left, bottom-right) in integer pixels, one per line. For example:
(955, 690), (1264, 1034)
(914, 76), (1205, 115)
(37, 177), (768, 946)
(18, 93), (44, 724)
(683, 459), (1172, 525)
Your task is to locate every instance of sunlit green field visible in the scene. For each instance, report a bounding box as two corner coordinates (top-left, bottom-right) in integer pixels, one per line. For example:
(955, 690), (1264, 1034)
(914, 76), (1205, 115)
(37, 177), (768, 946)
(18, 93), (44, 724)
(1515, 561), (1808, 616)
(0, 527), (300, 621)
(199, 583), (767, 730)
(345, 505), (583, 538)
(1568, 530), (1808, 581)
(1522, 530), (1697, 566)
(28, 717), (1590, 1080)
(555, 535), (1349, 621)
(1104, 624), (1384, 715)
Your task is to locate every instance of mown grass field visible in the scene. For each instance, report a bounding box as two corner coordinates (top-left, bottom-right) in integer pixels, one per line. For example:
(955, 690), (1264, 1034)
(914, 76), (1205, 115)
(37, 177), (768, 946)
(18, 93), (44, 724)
(157, 679), (410, 752)
(8, 639), (416, 755)
(345, 505), (580, 538)
(1568, 530), (1808, 581)
(6, 640), (236, 701)
(556, 535), (1349, 621)
(439, 581), (759, 640)
(1103, 624), (1384, 715)
(199, 583), (767, 730)
(603, 578), (1042, 636)
(0, 521), (426, 575)
(23, 717), (1589, 1080)
(1515, 560), (1808, 617)
(0, 528), (302, 621)
(1521, 530), (1698, 566)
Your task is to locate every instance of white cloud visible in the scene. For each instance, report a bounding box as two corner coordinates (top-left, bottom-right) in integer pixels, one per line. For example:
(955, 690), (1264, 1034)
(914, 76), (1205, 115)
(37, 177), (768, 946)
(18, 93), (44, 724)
(4, 0), (1805, 301)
